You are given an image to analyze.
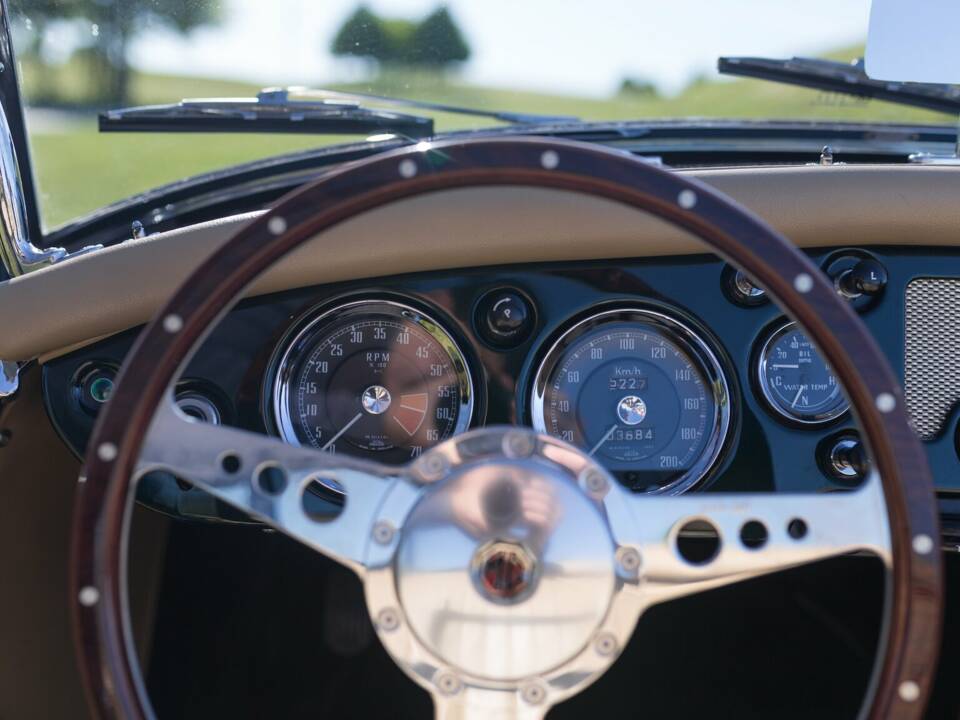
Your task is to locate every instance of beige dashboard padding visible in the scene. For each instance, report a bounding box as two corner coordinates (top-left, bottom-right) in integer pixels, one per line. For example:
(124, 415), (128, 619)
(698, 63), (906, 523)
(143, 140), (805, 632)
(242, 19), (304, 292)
(3, 163), (960, 361)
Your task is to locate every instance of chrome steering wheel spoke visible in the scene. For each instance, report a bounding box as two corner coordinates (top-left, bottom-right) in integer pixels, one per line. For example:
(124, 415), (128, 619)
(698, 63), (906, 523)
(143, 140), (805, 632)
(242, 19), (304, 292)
(610, 476), (892, 606)
(137, 399), (407, 574)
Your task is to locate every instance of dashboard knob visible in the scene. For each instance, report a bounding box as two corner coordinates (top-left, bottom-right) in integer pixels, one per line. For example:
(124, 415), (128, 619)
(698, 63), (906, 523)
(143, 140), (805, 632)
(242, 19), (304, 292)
(837, 258), (888, 298)
(477, 289), (534, 347)
(826, 436), (869, 482)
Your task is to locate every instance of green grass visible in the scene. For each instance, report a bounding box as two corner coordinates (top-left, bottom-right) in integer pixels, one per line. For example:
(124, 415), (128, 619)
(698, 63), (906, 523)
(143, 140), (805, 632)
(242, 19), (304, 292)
(24, 51), (954, 229)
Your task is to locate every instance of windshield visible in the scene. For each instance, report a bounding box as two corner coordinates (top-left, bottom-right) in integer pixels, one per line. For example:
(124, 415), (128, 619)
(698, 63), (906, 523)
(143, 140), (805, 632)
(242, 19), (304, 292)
(9, 0), (953, 230)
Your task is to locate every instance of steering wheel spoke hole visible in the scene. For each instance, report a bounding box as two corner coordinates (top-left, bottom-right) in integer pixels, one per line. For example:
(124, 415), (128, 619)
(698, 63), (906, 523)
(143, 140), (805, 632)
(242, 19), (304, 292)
(219, 451), (241, 474)
(676, 519), (721, 565)
(739, 519), (769, 550)
(302, 476), (345, 523)
(787, 517), (809, 540)
(253, 463), (287, 495)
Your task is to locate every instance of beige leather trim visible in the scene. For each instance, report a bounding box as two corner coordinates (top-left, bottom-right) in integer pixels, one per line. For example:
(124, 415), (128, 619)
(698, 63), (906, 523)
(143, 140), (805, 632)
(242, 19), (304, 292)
(4, 164), (960, 361)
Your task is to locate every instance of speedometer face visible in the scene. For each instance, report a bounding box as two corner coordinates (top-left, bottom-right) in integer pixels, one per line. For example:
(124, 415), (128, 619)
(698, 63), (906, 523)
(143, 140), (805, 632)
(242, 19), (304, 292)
(756, 321), (848, 425)
(531, 308), (731, 494)
(272, 300), (473, 463)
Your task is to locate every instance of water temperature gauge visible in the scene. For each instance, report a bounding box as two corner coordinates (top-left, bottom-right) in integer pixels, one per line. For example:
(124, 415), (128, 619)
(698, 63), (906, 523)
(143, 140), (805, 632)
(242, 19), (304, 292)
(756, 321), (849, 425)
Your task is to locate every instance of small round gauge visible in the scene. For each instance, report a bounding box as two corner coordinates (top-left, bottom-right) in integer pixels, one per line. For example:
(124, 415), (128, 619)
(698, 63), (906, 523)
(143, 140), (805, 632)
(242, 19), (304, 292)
(531, 308), (731, 494)
(271, 300), (474, 462)
(756, 321), (849, 425)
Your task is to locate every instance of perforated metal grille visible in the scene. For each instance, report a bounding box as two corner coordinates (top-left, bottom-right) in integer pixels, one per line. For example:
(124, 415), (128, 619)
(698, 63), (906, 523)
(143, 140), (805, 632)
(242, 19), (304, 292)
(905, 278), (960, 439)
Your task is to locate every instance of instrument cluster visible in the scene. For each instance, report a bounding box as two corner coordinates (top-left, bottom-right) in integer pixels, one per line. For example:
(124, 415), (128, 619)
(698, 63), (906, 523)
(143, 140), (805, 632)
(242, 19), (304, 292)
(44, 251), (883, 523)
(264, 292), (847, 497)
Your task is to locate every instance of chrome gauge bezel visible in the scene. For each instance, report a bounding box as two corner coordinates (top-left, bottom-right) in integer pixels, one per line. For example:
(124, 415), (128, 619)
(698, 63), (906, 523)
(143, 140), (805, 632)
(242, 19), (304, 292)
(755, 320), (850, 426)
(530, 306), (732, 495)
(270, 298), (475, 455)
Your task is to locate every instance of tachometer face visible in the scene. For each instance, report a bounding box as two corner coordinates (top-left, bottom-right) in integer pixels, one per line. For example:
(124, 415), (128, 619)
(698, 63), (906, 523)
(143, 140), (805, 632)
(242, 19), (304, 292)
(531, 308), (731, 494)
(756, 321), (848, 425)
(272, 300), (473, 463)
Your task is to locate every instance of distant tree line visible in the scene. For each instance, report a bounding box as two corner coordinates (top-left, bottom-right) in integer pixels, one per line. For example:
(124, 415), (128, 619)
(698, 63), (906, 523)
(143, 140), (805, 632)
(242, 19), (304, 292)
(22, 0), (220, 105)
(331, 6), (470, 69)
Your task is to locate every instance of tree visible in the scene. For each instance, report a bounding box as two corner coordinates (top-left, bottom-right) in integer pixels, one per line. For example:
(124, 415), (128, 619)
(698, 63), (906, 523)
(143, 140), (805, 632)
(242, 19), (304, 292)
(331, 6), (391, 62)
(22, 0), (221, 105)
(330, 5), (471, 69)
(405, 7), (470, 67)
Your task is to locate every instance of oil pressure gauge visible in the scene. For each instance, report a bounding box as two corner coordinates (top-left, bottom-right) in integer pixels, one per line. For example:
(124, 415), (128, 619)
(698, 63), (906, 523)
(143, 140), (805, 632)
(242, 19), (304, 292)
(756, 321), (849, 425)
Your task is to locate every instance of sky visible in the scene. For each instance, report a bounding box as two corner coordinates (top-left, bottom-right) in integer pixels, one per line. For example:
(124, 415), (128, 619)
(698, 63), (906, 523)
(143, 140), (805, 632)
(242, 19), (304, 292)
(124, 0), (875, 98)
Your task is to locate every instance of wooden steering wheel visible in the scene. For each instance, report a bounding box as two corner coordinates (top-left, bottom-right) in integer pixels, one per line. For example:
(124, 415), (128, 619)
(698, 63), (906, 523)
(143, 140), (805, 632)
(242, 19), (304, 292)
(71, 137), (942, 719)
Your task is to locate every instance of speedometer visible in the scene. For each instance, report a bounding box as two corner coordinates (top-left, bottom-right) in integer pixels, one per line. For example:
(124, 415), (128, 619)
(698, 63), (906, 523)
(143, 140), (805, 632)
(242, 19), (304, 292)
(531, 308), (731, 494)
(271, 300), (474, 463)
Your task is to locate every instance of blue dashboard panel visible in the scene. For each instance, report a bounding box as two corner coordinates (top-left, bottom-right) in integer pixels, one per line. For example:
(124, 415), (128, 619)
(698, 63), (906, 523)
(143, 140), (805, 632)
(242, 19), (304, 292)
(41, 246), (960, 523)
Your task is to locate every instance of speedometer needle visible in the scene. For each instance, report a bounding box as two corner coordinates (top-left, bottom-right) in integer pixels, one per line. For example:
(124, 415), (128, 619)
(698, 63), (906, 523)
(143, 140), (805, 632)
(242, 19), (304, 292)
(321, 412), (363, 452)
(588, 424), (619, 457)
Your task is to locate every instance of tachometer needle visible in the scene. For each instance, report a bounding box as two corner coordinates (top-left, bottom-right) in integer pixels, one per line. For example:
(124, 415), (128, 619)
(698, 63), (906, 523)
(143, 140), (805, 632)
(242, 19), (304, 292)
(588, 424), (619, 457)
(321, 412), (363, 452)
(790, 385), (807, 409)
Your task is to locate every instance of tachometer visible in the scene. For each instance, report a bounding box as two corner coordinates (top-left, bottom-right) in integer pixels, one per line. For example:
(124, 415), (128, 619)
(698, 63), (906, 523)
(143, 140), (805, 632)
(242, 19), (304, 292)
(271, 300), (474, 462)
(531, 308), (731, 494)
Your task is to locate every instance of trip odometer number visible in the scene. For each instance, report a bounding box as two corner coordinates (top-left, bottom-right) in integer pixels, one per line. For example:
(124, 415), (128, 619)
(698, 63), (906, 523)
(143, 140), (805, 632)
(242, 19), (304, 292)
(531, 308), (731, 494)
(271, 300), (474, 463)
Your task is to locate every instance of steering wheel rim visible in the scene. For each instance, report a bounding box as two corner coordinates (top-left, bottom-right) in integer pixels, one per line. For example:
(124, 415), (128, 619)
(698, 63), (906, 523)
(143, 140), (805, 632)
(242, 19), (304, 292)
(70, 137), (942, 719)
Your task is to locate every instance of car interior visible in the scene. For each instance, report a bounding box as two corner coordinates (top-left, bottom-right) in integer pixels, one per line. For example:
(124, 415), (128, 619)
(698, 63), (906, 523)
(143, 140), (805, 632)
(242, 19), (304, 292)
(2, 1), (960, 718)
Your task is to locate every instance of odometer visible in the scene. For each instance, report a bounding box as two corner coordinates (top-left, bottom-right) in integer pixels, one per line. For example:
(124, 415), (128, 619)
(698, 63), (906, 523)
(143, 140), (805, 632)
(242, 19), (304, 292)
(271, 300), (473, 463)
(531, 308), (731, 494)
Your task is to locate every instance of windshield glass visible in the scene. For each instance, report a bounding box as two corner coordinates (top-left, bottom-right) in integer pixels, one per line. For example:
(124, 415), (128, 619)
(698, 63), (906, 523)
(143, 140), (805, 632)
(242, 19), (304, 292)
(9, 0), (953, 230)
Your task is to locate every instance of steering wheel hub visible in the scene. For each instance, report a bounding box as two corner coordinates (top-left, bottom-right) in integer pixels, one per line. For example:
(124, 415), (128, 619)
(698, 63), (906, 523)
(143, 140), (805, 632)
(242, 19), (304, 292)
(387, 451), (618, 682)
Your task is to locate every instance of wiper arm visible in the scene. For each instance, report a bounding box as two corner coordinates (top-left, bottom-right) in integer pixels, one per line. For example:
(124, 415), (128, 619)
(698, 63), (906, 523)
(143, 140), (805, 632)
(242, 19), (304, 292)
(99, 86), (578, 138)
(100, 87), (435, 138)
(718, 56), (960, 115)
(304, 87), (579, 125)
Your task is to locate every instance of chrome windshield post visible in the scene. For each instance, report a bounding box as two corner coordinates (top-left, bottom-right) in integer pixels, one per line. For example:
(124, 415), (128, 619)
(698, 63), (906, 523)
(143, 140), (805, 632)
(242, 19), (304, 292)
(0, 99), (100, 277)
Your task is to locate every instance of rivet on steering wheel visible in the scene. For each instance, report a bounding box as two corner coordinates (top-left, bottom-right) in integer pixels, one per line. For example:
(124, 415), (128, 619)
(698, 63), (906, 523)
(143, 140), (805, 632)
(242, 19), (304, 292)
(502, 429), (536, 458)
(266, 216), (287, 235)
(616, 546), (642, 577)
(372, 520), (396, 545)
(594, 632), (618, 657)
(520, 682), (547, 706)
(580, 466), (609, 498)
(161, 313), (183, 333)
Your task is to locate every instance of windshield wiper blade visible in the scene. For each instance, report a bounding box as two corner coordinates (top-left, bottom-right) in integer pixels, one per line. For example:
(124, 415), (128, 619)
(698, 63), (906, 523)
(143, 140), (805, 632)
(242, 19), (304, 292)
(100, 87), (435, 138)
(718, 56), (960, 115)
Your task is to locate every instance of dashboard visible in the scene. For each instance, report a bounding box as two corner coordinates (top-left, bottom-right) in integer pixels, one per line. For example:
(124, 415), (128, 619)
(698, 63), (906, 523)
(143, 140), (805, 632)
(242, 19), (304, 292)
(42, 244), (960, 525)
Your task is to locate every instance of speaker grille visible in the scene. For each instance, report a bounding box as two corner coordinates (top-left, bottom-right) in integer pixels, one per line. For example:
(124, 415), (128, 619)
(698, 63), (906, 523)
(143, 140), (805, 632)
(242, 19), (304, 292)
(905, 277), (960, 439)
